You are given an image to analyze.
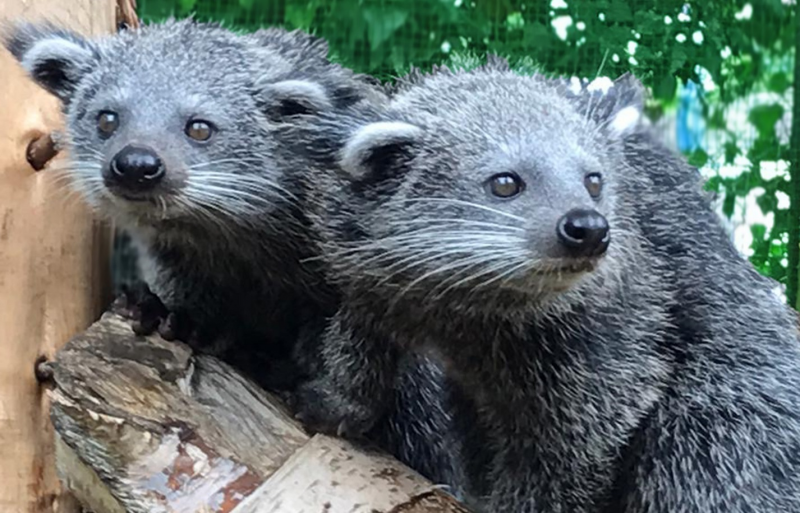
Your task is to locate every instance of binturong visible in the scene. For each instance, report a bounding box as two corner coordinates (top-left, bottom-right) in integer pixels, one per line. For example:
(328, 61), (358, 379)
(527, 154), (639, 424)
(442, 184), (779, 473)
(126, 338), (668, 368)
(3, 18), (385, 387)
(290, 59), (800, 512)
(562, 74), (800, 512)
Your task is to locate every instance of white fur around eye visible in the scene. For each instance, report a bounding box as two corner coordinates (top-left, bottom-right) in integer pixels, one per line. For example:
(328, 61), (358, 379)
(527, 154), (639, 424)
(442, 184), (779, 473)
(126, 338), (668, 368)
(609, 105), (642, 137)
(21, 37), (93, 75)
(340, 121), (422, 179)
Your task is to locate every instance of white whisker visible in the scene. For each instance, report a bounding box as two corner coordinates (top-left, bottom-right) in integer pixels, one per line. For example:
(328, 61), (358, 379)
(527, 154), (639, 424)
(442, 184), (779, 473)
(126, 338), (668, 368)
(399, 198), (527, 222)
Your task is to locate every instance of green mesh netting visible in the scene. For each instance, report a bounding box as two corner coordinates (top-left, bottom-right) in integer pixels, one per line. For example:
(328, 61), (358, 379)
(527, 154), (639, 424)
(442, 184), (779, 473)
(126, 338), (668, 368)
(134, 1), (794, 96)
(113, 0), (797, 300)
(136, 0), (698, 85)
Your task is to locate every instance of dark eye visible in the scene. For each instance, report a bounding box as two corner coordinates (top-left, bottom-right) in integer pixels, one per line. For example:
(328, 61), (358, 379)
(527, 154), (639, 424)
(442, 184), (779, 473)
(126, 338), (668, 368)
(97, 111), (119, 136)
(185, 120), (215, 142)
(585, 172), (603, 198)
(487, 172), (525, 198)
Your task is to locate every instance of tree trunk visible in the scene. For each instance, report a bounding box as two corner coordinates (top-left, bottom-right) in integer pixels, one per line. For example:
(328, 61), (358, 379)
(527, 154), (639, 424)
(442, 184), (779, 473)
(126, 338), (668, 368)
(0, 1), (114, 511)
(790, 0), (800, 310)
(50, 309), (472, 513)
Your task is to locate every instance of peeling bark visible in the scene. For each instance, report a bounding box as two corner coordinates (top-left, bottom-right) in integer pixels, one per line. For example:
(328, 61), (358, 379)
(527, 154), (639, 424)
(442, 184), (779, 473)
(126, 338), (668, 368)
(51, 311), (472, 513)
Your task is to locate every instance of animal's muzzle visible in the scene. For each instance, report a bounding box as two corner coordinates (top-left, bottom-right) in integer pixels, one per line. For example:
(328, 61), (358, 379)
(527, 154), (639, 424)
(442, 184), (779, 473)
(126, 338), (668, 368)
(106, 145), (165, 192)
(556, 208), (610, 257)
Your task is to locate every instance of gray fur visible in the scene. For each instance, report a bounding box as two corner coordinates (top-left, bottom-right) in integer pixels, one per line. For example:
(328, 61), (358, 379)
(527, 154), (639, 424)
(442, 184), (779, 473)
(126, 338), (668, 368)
(568, 76), (800, 512)
(292, 60), (800, 512)
(3, 18), (384, 385)
(4, 17), (461, 488)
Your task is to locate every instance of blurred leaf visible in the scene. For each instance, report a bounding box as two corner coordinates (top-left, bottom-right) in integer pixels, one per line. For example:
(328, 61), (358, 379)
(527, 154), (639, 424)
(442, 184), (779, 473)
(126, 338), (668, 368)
(722, 192), (736, 218)
(523, 22), (550, 46)
(177, 0), (197, 11)
(363, 7), (409, 51)
(756, 192), (778, 215)
(708, 108), (727, 129)
(285, 4), (318, 29)
(704, 175), (722, 193)
(605, 0), (634, 23)
(688, 149), (709, 168)
(751, 223), (768, 242)
(506, 12), (524, 30)
(670, 46), (689, 73)
(654, 74), (677, 100)
(724, 141), (740, 164)
(768, 72), (791, 94)
(749, 103), (785, 135)
(771, 239), (787, 257)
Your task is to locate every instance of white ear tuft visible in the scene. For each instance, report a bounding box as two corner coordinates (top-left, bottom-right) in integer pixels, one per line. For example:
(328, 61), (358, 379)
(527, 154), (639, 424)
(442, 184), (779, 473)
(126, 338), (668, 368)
(567, 76), (583, 94)
(608, 105), (642, 137)
(340, 121), (423, 180)
(20, 37), (93, 76)
(257, 79), (333, 118)
(587, 76), (614, 94)
(268, 80), (332, 109)
(4, 23), (96, 104)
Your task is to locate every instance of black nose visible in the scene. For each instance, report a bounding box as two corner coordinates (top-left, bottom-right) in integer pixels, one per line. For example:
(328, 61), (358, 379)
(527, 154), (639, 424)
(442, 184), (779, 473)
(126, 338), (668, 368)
(556, 208), (610, 257)
(108, 145), (165, 190)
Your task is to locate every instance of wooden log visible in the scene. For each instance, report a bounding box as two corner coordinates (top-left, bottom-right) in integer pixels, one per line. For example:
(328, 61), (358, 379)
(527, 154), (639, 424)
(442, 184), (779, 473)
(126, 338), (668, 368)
(50, 309), (472, 513)
(0, 1), (115, 512)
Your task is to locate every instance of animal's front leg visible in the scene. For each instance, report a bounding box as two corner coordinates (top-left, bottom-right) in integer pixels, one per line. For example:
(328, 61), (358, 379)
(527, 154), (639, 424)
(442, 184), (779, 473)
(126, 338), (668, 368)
(290, 310), (398, 440)
(115, 281), (170, 336)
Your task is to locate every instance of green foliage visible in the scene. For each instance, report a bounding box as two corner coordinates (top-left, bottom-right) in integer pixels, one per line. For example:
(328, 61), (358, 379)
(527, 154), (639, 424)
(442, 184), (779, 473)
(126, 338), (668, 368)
(136, 0), (797, 299)
(136, 1), (792, 86)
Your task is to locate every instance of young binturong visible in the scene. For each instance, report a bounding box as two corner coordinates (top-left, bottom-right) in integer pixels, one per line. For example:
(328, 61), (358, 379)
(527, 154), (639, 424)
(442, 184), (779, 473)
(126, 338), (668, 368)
(291, 60), (800, 512)
(3, 18), (385, 387)
(563, 76), (800, 512)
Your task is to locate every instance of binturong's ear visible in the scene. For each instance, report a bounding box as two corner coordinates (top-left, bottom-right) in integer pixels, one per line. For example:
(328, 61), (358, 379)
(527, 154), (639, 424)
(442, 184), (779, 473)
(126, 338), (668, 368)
(570, 72), (646, 139)
(339, 121), (423, 182)
(255, 78), (335, 121)
(2, 21), (99, 105)
(603, 73), (646, 138)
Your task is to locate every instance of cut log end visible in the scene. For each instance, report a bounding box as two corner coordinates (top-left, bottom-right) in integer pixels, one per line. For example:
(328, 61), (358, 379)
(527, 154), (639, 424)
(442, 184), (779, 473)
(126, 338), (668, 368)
(50, 311), (473, 513)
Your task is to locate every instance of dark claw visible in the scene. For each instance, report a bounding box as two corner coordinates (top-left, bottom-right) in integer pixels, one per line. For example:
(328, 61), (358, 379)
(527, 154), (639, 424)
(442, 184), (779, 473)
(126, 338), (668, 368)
(289, 380), (381, 440)
(158, 312), (180, 341)
(158, 311), (194, 342)
(132, 316), (161, 336)
(115, 282), (170, 337)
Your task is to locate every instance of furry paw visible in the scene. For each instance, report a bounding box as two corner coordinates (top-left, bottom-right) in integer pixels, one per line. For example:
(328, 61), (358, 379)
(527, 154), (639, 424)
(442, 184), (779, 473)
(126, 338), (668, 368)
(158, 310), (195, 342)
(114, 283), (199, 344)
(114, 282), (169, 336)
(290, 378), (383, 440)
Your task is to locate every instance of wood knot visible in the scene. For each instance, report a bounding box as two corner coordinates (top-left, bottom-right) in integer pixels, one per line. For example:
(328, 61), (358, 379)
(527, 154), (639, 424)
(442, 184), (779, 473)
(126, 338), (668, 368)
(117, 0), (141, 31)
(34, 355), (55, 384)
(26, 134), (59, 171)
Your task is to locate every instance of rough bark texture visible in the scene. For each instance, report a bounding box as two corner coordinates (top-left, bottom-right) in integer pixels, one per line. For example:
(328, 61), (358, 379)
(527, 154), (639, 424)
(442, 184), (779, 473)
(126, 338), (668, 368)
(0, 2), (114, 511)
(50, 310), (472, 513)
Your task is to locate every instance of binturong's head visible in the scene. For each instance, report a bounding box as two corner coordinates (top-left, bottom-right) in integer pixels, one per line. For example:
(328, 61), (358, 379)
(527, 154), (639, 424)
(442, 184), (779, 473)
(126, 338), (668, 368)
(313, 59), (647, 313)
(3, 18), (384, 233)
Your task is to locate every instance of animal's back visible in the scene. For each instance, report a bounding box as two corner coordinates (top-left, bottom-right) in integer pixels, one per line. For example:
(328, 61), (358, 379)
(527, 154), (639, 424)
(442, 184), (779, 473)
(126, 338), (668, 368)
(604, 104), (800, 512)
